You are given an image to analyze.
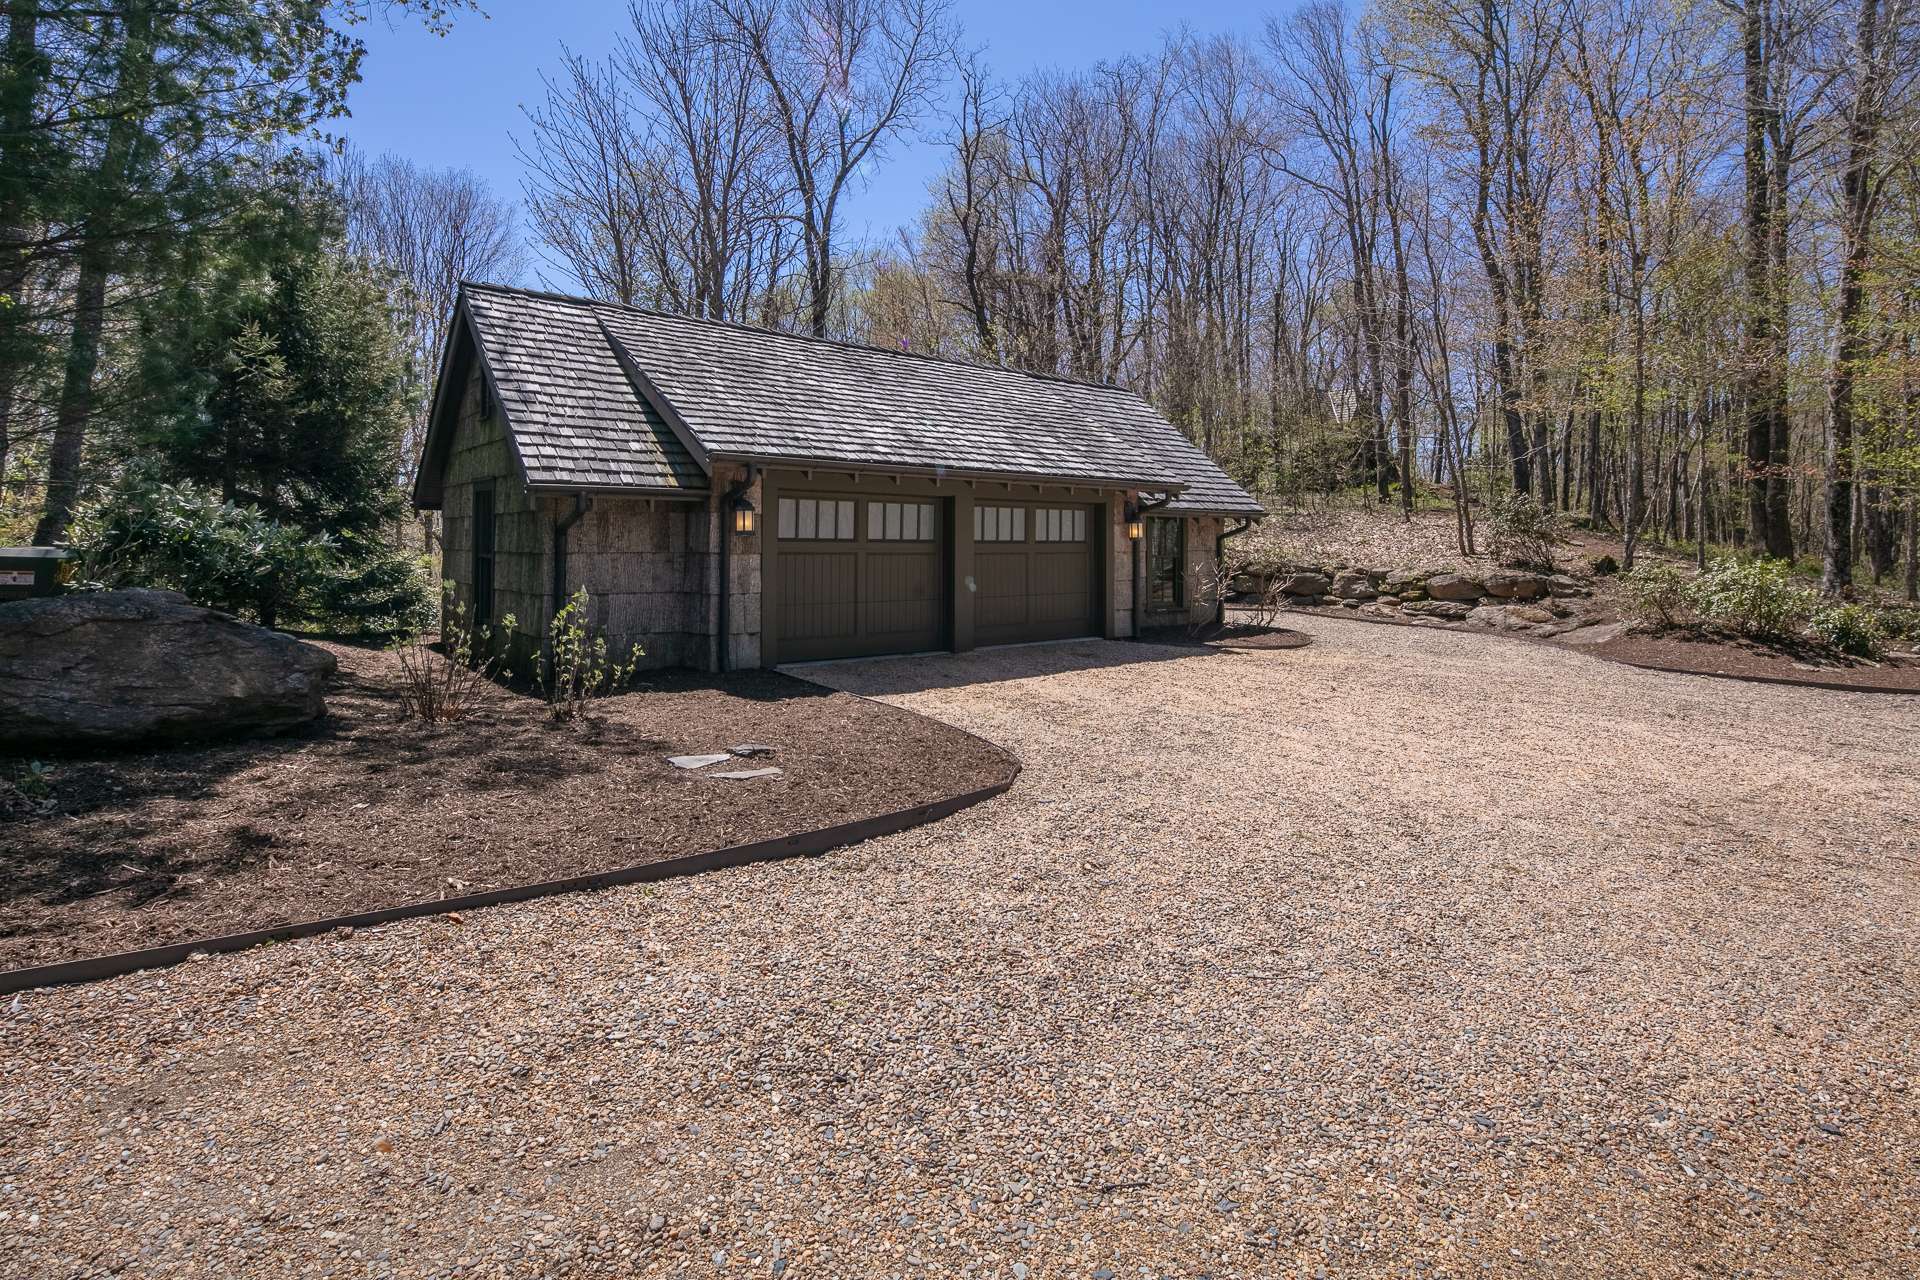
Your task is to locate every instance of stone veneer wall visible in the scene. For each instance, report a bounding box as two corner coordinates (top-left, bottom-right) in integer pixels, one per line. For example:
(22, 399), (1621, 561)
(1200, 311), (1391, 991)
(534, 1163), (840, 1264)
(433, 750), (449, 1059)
(439, 371), (549, 660)
(1109, 499), (1136, 638)
(437, 362), (717, 671)
(558, 497), (711, 671)
(717, 463), (762, 672)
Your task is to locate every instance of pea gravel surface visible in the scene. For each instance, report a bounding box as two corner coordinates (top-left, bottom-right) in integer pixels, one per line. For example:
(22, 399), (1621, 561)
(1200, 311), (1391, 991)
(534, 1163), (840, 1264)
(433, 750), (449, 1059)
(4, 616), (1917, 1280)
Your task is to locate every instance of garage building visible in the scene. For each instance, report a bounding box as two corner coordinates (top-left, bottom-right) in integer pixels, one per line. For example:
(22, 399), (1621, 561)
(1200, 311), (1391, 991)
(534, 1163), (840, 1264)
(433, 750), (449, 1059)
(413, 283), (1264, 670)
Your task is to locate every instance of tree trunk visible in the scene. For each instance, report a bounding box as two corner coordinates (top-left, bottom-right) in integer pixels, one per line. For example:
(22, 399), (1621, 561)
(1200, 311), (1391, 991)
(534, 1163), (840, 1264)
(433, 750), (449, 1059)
(30, 0), (152, 546)
(1905, 498), (1918, 602)
(30, 248), (107, 545)
(0, 0), (44, 494)
(1821, 0), (1885, 594)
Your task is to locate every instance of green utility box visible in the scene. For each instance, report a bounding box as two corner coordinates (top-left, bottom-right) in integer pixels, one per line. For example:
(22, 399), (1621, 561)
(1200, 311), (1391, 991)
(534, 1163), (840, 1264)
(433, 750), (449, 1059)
(0, 547), (75, 602)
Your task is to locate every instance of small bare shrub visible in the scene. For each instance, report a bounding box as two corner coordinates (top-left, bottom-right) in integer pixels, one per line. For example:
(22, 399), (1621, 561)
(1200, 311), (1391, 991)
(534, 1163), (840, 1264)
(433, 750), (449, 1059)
(540, 588), (643, 721)
(395, 587), (514, 723)
(1194, 552), (1285, 636)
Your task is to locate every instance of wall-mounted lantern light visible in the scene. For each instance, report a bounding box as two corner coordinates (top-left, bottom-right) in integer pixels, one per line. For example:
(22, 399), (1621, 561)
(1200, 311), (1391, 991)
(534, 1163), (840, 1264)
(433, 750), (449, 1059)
(1125, 505), (1144, 541)
(731, 495), (757, 535)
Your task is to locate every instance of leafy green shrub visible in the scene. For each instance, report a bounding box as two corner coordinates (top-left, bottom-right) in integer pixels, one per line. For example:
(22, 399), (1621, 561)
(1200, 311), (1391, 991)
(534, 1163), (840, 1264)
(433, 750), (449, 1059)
(72, 476), (430, 638)
(74, 478), (337, 619)
(1688, 556), (1816, 639)
(1621, 561), (1695, 628)
(395, 587), (516, 724)
(1807, 603), (1889, 659)
(311, 529), (436, 640)
(1485, 493), (1563, 570)
(539, 588), (643, 721)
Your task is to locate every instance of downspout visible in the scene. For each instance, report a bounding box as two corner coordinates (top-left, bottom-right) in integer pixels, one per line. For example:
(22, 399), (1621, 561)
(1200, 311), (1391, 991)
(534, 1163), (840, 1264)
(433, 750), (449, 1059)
(1129, 495), (1172, 638)
(716, 464), (758, 673)
(1215, 517), (1256, 626)
(550, 493), (590, 675)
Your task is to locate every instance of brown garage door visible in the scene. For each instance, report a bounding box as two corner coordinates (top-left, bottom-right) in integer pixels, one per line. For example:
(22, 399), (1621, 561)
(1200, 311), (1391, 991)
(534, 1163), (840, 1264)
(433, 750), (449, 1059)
(771, 494), (946, 662)
(973, 502), (1100, 647)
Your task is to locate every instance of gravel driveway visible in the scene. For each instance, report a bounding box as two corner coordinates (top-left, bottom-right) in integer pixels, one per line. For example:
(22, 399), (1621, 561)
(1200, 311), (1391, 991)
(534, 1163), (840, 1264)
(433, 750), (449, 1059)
(4, 617), (1917, 1279)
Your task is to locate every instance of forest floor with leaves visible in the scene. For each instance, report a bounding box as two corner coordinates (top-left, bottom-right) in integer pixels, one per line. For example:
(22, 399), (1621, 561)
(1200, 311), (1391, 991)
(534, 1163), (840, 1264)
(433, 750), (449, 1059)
(1248, 499), (1920, 692)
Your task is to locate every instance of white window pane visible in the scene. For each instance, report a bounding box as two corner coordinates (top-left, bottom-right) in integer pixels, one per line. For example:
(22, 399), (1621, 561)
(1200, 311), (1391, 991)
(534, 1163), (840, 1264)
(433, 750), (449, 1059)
(838, 500), (854, 539)
(921, 504), (935, 540)
(883, 502), (899, 540)
(1074, 509), (1086, 541)
(778, 498), (795, 539)
(1013, 508), (1025, 541)
(903, 503), (918, 540)
(798, 499), (817, 539)
(995, 507), (1008, 540)
(1036, 510), (1048, 542)
(868, 501), (883, 540)
(973, 505), (983, 540)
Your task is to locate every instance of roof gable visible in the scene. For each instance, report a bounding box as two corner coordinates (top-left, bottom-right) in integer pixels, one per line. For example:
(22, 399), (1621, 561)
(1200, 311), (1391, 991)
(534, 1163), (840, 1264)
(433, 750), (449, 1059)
(430, 283), (1262, 516)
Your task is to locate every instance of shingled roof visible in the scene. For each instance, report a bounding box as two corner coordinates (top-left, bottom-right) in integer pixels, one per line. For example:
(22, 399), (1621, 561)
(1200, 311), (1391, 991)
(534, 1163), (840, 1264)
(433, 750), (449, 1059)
(419, 282), (1263, 517)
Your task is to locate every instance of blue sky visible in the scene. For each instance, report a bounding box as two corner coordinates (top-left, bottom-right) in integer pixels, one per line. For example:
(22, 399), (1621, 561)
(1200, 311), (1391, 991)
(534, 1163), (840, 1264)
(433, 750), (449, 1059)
(337, 0), (1264, 289)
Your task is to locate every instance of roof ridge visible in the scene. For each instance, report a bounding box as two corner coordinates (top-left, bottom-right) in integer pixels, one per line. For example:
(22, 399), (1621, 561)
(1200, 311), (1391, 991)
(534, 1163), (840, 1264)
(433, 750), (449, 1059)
(458, 279), (1133, 394)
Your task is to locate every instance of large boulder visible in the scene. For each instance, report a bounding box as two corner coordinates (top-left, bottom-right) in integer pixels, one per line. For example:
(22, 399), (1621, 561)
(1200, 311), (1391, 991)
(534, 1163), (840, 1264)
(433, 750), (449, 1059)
(0, 589), (336, 750)
(1402, 599), (1474, 621)
(1484, 571), (1551, 600)
(1382, 568), (1431, 594)
(1277, 570), (1331, 597)
(1332, 569), (1378, 600)
(1547, 573), (1590, 598)
(1425, 573), (1486, 602)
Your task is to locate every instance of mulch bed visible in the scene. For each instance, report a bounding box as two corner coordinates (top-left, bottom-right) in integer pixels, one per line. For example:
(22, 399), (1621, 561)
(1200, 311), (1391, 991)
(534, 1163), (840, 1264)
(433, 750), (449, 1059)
(1588, 626), (1920, 694)
(0, 643), (1016, 971)
(1140, 621), (1315, 651)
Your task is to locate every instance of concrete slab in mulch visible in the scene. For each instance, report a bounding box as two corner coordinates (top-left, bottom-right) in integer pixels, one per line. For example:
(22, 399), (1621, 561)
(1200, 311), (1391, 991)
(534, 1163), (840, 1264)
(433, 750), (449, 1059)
(667, 753), (733, 770)
(709, 767), (782, 780)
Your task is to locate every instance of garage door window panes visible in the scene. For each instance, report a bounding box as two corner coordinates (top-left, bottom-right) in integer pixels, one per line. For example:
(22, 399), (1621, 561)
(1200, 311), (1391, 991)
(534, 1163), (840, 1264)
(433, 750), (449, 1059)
(1033, 508), (1087, 542)
(869, 501), (936, 541)
(974, 505), (1026, 542)
(778, 497), (855, 540)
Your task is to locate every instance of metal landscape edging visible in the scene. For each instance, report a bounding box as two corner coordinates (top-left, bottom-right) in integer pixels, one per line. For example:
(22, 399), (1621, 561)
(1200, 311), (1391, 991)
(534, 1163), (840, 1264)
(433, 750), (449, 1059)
(1, 766), (1018, 996)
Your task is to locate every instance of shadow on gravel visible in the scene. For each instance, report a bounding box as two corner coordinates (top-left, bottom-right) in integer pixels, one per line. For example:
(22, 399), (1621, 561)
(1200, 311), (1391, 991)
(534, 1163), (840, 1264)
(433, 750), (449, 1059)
(785, 636), (1220, 697)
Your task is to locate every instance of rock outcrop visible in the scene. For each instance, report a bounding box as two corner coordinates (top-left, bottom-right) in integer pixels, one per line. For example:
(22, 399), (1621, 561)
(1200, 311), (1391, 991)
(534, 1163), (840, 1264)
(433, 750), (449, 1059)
(0, 589), (336, 750)
(1424, 573), (1487, 602)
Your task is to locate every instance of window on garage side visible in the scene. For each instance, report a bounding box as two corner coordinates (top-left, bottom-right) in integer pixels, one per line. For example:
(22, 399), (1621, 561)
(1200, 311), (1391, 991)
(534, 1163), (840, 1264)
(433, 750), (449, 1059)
(868, 501), (937, 541)
(471, 485), (496, 625)
(1147, 516), (1184, 611)
(973, 505), (1026, 542)
(1033, 508), (1087, 542)
(777, 497), (856, 540)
